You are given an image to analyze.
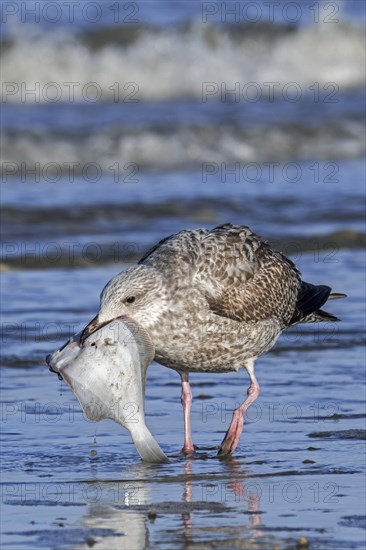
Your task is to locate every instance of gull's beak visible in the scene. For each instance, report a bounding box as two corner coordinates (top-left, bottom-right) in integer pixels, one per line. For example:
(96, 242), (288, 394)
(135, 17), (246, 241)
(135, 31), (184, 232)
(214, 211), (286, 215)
(80, 315), (106, 345)
(80, 314), (140, 345)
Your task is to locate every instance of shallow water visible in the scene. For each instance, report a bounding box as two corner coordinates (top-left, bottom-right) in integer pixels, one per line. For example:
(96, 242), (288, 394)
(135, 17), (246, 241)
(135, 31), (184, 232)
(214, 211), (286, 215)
(1, 248), (365, 549)
(1, 0), (366, 548)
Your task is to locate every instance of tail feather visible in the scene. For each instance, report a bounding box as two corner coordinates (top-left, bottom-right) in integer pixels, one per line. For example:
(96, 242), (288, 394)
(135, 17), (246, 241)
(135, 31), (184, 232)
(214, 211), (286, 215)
(302, 309), (341, 323)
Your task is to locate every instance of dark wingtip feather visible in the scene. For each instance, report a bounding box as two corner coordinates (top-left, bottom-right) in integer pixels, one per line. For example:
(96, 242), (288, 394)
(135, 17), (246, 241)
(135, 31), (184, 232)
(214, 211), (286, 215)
(291, 282), (332, 324)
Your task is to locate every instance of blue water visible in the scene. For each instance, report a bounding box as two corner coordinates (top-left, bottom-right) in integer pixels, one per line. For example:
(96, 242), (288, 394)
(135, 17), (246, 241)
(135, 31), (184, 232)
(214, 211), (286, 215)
(1, 1), (365, 548)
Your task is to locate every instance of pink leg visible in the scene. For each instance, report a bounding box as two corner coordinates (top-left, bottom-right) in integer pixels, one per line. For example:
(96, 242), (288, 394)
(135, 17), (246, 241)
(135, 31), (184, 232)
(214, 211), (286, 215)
(218, 360), (260, 456)
(180, 372), (195, 455)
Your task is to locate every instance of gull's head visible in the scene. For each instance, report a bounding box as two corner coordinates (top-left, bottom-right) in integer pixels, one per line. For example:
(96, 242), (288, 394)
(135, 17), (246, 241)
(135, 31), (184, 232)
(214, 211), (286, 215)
(81, 266), (167, 343)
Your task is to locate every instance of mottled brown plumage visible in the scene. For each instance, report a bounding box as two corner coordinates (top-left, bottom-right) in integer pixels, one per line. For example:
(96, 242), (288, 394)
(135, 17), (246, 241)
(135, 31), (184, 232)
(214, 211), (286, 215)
(82, 224), (345, 456)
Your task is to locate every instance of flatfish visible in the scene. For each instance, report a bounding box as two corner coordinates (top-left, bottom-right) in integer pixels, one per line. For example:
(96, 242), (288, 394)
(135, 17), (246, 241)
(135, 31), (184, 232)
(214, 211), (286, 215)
(46, 316), (168, 463)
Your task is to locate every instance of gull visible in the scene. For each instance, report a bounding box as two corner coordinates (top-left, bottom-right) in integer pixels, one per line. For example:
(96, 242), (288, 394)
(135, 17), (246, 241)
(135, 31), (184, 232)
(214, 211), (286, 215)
(81, 224), (345, 456)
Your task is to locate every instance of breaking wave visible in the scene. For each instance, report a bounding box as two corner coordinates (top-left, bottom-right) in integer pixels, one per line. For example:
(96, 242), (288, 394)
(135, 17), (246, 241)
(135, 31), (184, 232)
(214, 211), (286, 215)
(1, 119), (365, 170)
(2, 21), (365, 103)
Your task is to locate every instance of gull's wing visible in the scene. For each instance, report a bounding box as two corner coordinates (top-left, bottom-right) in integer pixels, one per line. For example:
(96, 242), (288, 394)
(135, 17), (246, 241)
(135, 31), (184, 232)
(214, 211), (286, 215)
(140, 223), (301, 326)
(194, 224), (301, 325)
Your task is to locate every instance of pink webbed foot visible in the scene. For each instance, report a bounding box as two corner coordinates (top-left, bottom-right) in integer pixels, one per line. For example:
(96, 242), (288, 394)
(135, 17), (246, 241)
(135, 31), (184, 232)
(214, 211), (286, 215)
(218, 408), (244, 456)
(218, 362), (260, 456)
(181, 443), (197, 456)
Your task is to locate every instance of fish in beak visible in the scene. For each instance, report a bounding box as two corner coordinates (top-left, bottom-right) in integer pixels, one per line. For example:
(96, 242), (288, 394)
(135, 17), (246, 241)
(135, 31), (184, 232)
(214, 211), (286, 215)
(46, 316), (168, 463)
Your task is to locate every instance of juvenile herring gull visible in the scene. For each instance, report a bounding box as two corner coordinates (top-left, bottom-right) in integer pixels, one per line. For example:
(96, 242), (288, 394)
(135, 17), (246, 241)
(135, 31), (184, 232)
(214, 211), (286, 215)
(81, 224), (345, 456)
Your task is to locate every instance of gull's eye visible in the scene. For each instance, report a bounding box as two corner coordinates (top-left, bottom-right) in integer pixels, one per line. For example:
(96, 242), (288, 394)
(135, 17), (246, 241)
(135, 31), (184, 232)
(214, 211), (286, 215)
(125, 296), (136, 304)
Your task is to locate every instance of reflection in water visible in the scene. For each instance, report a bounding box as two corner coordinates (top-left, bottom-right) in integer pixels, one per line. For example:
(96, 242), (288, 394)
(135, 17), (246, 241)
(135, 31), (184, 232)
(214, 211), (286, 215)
(182, 459), (193, 545)
(74, 463), (153, 550)
(77, 505), (148, 549)
(179, 457), (263, 547)
(71, 457), (265, 549)
(223, 457), (262, 534)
